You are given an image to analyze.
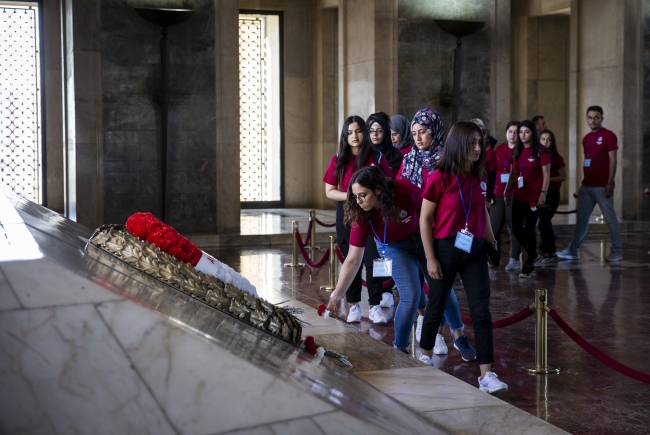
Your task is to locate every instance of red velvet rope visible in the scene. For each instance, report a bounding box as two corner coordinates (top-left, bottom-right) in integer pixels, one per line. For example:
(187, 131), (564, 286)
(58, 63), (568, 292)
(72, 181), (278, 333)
(335, 248), (346, 263)
(549, 309), (650, 384)
(295, 232), (330, 268)
(461, 305), (534, 329)
(296, 220), (312, 247)
(314, 217), (336, 227)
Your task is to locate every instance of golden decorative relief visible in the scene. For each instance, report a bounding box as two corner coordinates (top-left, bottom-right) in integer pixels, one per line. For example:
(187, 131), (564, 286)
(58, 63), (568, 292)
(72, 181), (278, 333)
(89, 224), (302, 344)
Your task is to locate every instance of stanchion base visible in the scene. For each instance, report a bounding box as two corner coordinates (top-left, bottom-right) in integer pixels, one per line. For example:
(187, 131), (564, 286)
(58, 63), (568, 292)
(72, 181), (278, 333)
(320, 286), (335, 292)
(522, 365), (560, 374)
(283, 263), (306, 268)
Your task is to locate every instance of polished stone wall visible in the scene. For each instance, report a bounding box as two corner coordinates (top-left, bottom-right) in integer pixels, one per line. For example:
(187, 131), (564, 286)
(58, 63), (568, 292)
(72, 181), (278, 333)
(397, 2), (492, 130)
(643, 0), (650, 219)
(101, 0), (217, 233)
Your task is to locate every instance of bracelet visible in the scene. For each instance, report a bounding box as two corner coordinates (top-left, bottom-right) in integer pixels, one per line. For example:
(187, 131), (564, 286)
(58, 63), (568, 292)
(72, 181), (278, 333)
(490, 240), (498, 246)
(541, 190), (548, 194)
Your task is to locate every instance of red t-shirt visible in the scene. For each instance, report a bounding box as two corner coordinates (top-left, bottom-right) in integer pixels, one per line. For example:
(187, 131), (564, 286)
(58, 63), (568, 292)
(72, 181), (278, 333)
(549, 154), (566, 190)
(491, 143), (515, 199)
(582, 128), (618, 187)
(398, 144), (414, 156)
(349, 179), (420, 248)
(395, 160), (433, 211)
(422, 171), (487, 240)
(510, 146), (552, 202)
(323, 152), (392, 193)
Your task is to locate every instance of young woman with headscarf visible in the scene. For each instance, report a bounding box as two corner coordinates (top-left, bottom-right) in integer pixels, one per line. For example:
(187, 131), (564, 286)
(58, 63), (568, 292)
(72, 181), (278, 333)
(323, 115), (393, 324)
(396, 108), (476, 361)
(390, 114), (415, 156)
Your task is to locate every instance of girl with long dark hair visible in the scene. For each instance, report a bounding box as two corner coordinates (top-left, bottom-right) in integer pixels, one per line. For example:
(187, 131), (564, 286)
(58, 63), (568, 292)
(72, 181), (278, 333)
(504, 120), (551, 277)
(489, 121), (523, 271)
(325, 166), (429, 352)
(323, 116), (392, 324)
(397, 108), (475, 360)
(537, 129), (565, 263)
(419, 121), (507, 394)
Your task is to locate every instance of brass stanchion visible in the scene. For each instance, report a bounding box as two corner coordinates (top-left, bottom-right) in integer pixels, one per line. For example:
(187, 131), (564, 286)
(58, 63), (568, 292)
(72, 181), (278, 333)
(320, 235), (337, 291)
(523, 288), (560, 374)
(600, 239), (606, 263)
(283, 221), (305, 268)
(308, 210), (321, 261)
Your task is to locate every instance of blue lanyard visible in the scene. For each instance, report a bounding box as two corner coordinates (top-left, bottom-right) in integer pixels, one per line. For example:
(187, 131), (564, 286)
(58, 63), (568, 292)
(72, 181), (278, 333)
(369, 219), (387, 257)
(519, 148), (527, 176)
(455, 175), (472, 229)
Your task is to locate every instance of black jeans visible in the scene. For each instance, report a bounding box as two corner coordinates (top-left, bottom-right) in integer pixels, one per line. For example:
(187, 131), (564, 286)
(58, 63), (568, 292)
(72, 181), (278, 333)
(336, 201), (384, 305)
(538, 188), (560, 254)
(420, 237), (494, 365)
(511, 200), (541, 266)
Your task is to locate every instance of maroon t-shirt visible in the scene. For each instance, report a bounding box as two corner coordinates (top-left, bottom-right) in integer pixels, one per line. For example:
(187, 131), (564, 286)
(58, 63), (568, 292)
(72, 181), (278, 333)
(549, 154), (566, 190)
(350, 179), (420, 248)
(398, 144), (414, 156)
(491, 143), (515, 199)
(323, 153), (392, 193)
(582, 128), (618, 187)
(422, 171), (487, 240)
(510, 146), (552, 202)
(395, 159), (433, 211)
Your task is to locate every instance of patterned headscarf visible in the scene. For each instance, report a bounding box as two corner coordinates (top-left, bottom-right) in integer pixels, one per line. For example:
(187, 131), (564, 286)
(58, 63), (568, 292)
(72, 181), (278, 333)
(400, 108), (445, 188)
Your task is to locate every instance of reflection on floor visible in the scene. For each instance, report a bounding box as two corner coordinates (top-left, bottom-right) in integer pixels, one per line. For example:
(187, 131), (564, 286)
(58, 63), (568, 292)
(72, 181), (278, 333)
(209, 230), (650, 435)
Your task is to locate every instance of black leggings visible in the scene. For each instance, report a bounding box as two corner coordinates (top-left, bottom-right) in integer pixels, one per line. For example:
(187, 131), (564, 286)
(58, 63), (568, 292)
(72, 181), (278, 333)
(511, 200), (541, 266)
(336, 201), (384, 305)
(538, 188), (560, 254)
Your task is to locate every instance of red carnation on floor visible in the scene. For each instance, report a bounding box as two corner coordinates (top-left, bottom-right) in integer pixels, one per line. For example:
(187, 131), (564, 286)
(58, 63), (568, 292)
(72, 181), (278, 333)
(306, 344), (318, 355)
(317, 303), (327, 316)
(304, 336), (315, 347)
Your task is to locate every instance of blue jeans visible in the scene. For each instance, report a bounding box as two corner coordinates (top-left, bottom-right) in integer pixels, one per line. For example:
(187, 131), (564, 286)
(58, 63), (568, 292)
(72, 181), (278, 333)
(568, 185), (622, 252)
(380, 235), (464, 348)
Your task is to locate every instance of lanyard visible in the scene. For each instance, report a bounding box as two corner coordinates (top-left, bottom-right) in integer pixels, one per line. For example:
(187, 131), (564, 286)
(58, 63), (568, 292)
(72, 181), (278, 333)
(369, 219), (387, 257)
(519, 147), (528, 176)
(503, 146), (512, 173)
(455, 175), (473, 230)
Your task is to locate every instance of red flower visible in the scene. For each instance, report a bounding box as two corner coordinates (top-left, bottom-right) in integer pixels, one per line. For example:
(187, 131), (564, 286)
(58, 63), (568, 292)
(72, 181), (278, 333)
(317, 304), (327, 316)
(304, 336), (315, 347)
(306, 344), (318, 355)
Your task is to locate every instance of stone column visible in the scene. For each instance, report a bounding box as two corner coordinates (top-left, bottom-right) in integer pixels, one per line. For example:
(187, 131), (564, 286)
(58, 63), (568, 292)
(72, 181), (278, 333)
(214, 0), (240, 234)
(569, 0), (643, 219)
(63, 0), (104, 228)
(490, 0), (511, 138)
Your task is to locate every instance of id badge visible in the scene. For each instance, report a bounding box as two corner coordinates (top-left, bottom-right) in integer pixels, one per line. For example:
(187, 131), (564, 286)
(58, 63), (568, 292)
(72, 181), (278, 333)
(500, 173), (509, 183)
(454, 229), (474, 253)
(517, 176), (524, 188)
(373, 258), (392, 277)
(584, 159), (591, 167)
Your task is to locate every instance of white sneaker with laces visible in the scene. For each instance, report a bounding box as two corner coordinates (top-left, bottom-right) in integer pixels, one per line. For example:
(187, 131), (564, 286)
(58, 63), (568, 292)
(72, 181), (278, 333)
(478, 371), (508, 394)
(379, 292), (394, 308)
(369, 305), (388, 324)
(505, 258), (520, 271)
(415, 315), (424, 342)
(433, 333), (448, 355)
(346, 303), (361, 323)
(419, 354), (433, 366)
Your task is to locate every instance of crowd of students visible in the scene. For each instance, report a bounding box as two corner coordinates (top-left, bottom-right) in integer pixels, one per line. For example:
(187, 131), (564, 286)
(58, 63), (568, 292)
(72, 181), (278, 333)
(321, 105), (622, 395)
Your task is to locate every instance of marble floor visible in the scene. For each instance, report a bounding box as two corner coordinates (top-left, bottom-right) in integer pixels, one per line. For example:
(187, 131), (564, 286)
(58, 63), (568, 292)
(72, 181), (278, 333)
(208, 227), (650, 435)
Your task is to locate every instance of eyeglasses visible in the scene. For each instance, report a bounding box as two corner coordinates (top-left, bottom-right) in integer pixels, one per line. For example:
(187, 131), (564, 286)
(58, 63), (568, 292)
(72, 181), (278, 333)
(369, 129), (383, 135)
(350, 192), (371, 203)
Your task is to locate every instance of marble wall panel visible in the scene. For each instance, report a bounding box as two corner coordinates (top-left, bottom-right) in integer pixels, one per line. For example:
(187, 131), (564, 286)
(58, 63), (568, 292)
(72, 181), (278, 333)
(97, 299), (335, 434)
(0, 269), (21, 311)
(642, 0), (650, 220)
(0, 304), (176, 435)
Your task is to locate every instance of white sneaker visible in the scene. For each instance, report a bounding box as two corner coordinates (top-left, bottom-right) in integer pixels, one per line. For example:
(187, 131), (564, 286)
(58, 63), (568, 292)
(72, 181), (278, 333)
(478, 371), (508, 394)
(415, 315), (424, 342)
(346, 303), (361, 323)
(369, 305), (387, 324)
(433, 333), (448, 355)
(505, 258), (520, 271)
(379, 292), (394, 308)
(557, 248), (580, 260)
(419, 354), (433, 366)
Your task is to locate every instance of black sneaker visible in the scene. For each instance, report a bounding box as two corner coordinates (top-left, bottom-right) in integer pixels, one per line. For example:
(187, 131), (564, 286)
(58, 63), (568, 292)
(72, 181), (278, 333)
(453, 335), (476, 361)
(541, 253), (559, 264)
(519, 264), (537, 278)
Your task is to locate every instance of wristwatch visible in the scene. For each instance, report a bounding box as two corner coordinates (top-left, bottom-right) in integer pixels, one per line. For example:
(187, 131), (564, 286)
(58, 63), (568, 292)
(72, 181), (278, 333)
(541, 190), (548, 194)
(490, 240), (498, 246)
